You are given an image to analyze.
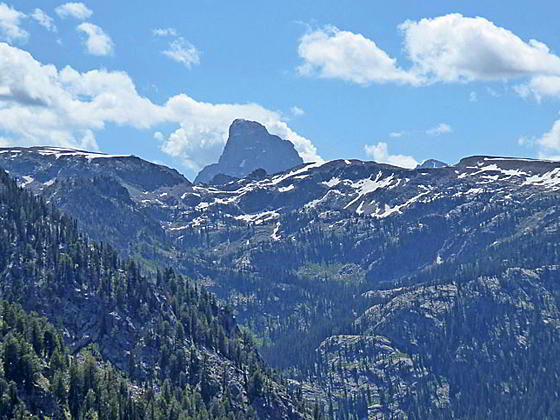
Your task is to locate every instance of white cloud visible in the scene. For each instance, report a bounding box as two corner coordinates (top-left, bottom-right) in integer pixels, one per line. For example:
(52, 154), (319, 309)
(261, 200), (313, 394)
(152, 27), (177, 37)
(31, 9), (57, 32)
(297, 25), (420, 85)
(400, 14), (560, 83)
(161, 96), (320, 169)
(364, 142), (418, 168)
(297, 15), (560, 90)
(290, 106), (305, 116)
(162, 37), (200, 68)
(469, 91), (478, 102)
(77, 23), (114, 56)
(515, 76), (560, 101)
(0, 3), (28, 43)
(389, 131), (406, 138)
(55, 2), (92, 20)
(0, 43), (320, 172)
(426, 123), (452, 136)
(533, 120), (560, 158)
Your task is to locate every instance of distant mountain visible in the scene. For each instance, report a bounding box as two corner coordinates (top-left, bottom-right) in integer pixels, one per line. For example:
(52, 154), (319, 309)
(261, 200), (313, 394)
(195, 119), (304, 184)
(2, 148), (560, 418)
(416, 158), (448, 169)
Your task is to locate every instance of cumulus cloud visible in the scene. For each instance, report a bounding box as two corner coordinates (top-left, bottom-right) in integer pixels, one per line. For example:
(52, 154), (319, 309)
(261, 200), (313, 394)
(532, 120), (560, 159)
(297, 25), (420, 85)
(0, 3), (28, 43)
(364, 142), (418, 168)
(162, 37), (200, 68)
(514, 76), (560, 101)
(31, 9), (57, 32)
(0, 43), (320, 171)
(426, 123), (452, 136)
(77, 23), (114, 56)
(55, 2), (92, 20)
(400, 14), (560, 83)
(389, 131), (406, 138)
(297, 14), (560, 90)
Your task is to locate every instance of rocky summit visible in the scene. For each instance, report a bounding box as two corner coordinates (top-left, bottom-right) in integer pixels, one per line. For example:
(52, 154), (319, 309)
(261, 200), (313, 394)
(194, 119), (304, 184)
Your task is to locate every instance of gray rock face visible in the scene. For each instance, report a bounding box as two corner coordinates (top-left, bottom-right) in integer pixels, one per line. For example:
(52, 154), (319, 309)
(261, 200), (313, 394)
(416, 159), (448, 169)
(194, 119), (304, 184)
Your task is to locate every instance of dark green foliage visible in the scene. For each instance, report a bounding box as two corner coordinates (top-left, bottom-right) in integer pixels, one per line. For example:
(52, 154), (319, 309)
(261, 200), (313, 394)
(0, 170), (304, 419)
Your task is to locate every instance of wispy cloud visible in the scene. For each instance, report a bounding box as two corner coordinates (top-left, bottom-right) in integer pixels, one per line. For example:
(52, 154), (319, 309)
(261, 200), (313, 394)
(290, 106), (305, 116)
(31, 9), (56, 32)
(0, 3), (28, 43)
(152, 27), (177, 37)
(426, 123), (452, 136)
(162, 37), (200, 68)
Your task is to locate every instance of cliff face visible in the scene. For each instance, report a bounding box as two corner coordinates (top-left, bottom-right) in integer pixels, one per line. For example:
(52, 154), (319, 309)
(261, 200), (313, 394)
(195, 119), (304, 184)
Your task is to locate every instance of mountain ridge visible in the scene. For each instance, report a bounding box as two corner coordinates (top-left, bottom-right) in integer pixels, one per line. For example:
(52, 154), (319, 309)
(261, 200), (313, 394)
(1, 146), (560, 417)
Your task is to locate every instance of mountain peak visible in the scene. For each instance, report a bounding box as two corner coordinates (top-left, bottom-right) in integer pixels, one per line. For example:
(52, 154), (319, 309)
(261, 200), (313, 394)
(416, 159), (448, 169)
(195, 120), (303, 184)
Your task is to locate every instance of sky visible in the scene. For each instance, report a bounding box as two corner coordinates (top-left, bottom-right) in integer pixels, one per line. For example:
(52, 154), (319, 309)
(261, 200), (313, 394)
(1, 1), (560, 180)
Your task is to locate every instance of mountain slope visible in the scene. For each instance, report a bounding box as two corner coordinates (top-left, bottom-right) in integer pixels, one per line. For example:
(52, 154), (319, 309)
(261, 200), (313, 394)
(2, 148), (560, 417)
(0, 168), (307, 419)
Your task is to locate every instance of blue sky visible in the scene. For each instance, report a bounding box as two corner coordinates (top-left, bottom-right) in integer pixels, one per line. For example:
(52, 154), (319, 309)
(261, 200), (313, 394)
(1, 1), (560, 180)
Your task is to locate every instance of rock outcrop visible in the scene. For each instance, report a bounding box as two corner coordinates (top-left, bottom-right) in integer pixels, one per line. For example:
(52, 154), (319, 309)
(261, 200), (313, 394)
(195, 119), (303, 183)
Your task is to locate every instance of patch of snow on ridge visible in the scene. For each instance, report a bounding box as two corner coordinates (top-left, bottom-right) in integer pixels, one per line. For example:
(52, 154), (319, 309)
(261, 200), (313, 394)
(322, 177), (341, 188)
(31, 147), (130, 160)
(356, 201), (365, 215)
(278, 184), (295, 192)
(271, 222), (281, 240)
(352, 172), (395, 195)
(483, 157), (538, 162)
(345, 172), (395, 209)
(235, 210), (279, 224)
(305, 189), (344, 209)
(375, 190), (431, 218)
(269, 161), (324, 185)
(522, 168), (560, 188)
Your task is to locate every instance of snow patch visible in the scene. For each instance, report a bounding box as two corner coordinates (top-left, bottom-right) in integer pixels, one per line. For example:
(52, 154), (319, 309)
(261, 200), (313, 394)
(19, 175), (34, 187)
(235, 210), (279, 224)
(322, 177), (341, 188)
(278, 184), (295, 192)
(522, 168), (560, 188)
(271, 222), (281, 240)
(374, 190), (430, 218)
(345, 172), (395, 209)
